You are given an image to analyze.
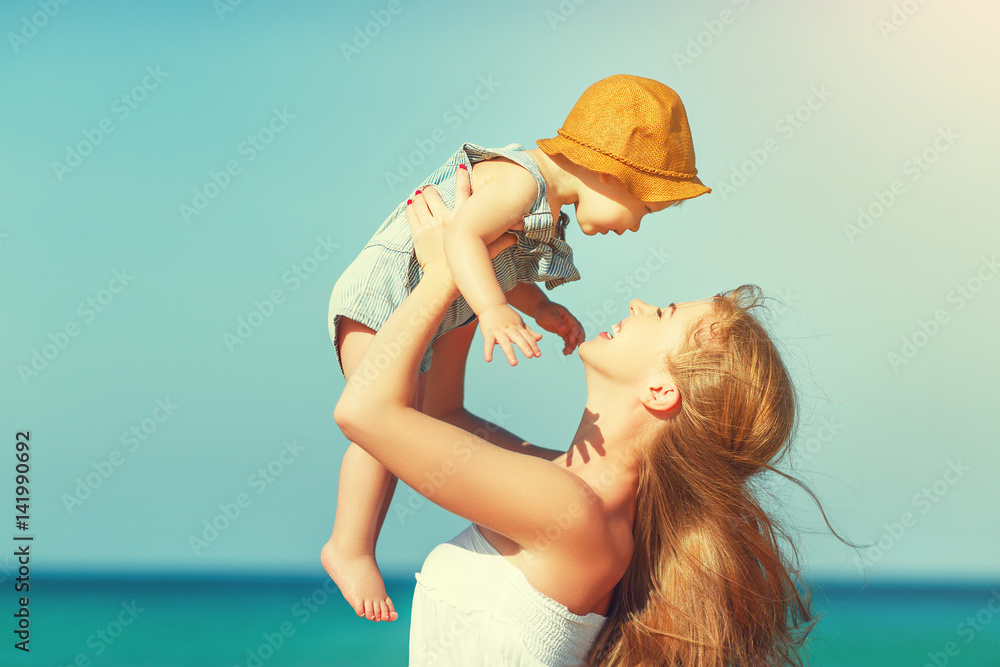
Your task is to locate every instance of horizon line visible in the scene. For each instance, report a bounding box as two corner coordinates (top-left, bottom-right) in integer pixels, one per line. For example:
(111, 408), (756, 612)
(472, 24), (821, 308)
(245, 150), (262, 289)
(20, 569), (1000, 591)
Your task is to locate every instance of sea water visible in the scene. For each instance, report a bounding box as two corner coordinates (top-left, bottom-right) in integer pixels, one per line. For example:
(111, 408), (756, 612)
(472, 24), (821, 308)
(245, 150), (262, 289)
(2, 575), (997, 666)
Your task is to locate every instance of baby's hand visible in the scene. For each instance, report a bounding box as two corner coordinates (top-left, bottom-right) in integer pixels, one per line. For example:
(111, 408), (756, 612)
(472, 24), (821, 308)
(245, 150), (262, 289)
(533, 300), (585, 355)
(479, 304), (543, 365)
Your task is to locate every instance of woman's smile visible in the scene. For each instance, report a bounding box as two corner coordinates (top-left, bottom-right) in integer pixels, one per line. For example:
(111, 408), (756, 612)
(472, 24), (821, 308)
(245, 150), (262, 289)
(597, 321), (622, 340)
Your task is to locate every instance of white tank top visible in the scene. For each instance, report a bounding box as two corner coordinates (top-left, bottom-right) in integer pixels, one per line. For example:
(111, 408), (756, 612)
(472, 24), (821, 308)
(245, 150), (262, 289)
(409, 524), (607, 666)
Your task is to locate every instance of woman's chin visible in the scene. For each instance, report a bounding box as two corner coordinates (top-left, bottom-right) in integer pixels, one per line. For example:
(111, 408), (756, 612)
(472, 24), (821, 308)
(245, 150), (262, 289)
(577, 337), (600, 364)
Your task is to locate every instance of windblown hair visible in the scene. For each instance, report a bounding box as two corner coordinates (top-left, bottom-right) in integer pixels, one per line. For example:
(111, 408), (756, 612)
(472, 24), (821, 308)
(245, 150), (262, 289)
(589, 284), (833, 666)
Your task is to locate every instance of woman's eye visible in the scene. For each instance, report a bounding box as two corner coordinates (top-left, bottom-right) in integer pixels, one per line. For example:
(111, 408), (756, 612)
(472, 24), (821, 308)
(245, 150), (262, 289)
(657, 308), (662, 318)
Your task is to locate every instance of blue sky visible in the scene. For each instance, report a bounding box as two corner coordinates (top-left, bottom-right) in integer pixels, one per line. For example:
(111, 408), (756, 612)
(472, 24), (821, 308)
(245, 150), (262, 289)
(1, 0), (997, 583)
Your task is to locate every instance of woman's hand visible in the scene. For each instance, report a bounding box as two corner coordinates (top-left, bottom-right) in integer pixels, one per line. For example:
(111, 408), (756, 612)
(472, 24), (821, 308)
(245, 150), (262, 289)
(406, 166), (517, 291)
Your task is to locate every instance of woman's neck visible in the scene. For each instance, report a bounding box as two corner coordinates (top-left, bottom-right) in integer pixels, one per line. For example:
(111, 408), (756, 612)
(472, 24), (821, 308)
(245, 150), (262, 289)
(552, 394), (647, 527)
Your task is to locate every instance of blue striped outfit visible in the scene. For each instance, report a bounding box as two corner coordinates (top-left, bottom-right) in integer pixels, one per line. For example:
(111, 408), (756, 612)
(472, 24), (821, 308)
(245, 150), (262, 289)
(327, 143), (580, 376)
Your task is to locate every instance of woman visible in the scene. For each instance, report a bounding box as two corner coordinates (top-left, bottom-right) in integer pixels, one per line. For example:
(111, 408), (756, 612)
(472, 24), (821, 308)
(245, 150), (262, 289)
(333, 168), (822, 666)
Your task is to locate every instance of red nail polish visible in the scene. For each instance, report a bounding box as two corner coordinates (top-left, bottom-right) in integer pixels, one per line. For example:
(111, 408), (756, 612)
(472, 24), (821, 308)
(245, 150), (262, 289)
(406, 199), (412, 204)
(415, 189), (422, 195)
(458, 164), (467, 170)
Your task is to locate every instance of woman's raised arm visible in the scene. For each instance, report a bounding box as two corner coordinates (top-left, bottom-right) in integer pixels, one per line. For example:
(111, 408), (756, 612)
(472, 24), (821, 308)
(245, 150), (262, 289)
(334, 172), (597, 552)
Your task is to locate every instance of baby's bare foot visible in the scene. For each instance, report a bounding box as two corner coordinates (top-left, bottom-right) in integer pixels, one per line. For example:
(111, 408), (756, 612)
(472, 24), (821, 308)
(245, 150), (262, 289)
(321, 541), (398, 622)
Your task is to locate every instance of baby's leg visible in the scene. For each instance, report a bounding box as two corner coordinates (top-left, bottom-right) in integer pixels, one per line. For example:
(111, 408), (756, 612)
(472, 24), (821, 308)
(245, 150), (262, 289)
(322, 317), (418, 622)
(419, 318), (478, 420)
(324, 317), (475, 622)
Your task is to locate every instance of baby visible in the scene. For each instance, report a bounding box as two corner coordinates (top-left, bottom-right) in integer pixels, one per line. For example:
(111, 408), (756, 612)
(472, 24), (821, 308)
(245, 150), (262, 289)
(323, 74), (711, 621)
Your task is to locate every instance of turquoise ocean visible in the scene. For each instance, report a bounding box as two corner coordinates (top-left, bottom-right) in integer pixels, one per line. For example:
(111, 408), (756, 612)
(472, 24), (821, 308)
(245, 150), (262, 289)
(3, 575), (997, 666)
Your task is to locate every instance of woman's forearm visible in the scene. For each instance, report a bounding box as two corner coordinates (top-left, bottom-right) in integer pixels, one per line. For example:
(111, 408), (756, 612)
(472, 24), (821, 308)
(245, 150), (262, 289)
(337, 267), (458, 416)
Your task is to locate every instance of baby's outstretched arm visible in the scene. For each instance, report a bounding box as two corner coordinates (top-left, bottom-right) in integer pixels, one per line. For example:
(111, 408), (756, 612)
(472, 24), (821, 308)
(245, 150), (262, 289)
(443, 162), (543, 365)
(507, 283), (585, 355)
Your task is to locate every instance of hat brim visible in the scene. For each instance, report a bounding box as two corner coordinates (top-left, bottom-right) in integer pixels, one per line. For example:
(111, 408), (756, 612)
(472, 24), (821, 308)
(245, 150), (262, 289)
(537, 135), (711, 202)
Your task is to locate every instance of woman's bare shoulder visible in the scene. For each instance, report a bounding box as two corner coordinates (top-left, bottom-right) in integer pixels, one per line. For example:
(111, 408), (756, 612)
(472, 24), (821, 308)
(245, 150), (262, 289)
(515, 501), (632, 616)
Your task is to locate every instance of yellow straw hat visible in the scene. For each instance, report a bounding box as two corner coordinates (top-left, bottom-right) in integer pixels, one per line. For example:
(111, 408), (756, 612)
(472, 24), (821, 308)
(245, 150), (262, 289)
(537, 75), (710, 202)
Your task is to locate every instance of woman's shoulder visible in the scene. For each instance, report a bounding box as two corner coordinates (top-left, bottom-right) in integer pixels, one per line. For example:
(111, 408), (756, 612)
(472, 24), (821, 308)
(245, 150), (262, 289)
(523, 505), (632, 616)
(549, 481), (632, 569)
(568, 486), (635, 591)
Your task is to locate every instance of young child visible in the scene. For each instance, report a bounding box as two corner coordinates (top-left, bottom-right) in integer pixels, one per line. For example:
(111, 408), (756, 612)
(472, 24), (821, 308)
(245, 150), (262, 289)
(323, 74), (711, 622)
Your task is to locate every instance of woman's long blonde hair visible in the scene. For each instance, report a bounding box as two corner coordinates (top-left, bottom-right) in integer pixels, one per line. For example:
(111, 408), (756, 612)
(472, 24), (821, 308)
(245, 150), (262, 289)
(589, 284), (841, 666)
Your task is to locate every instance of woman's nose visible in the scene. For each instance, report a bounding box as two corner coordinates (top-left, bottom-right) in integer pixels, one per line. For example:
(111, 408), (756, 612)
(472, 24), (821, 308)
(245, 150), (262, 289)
(628, 299), (648, 315)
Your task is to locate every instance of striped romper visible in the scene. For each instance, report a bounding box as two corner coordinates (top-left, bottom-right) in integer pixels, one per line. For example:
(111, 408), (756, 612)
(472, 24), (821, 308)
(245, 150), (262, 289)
(327, 142), (581, 377)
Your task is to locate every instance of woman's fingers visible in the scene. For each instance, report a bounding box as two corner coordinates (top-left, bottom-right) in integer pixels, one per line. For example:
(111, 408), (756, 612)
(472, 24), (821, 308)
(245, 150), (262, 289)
(415, 189), (440, 225)
(406, 192), (428, 228)
(407, 191), (451, 273)
(454, 163), (472, 209)
(410, 163), (469, 231)
(419, 185), (448, 221)
(404, 195), (421, 231)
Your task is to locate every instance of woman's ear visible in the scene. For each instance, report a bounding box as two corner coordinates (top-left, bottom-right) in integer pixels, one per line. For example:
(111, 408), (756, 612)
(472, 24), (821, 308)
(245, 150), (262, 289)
(639, 374), (680, 414)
